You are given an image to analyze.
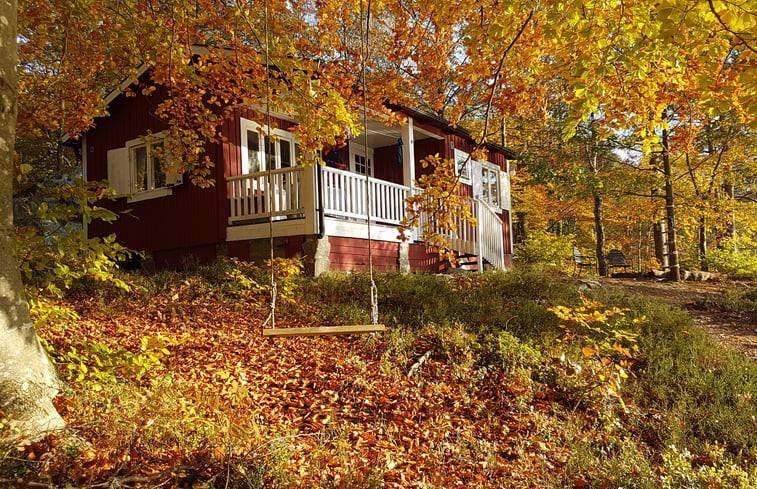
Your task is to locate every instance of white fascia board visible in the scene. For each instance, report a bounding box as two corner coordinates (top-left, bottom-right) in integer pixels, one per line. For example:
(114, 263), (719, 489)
(103, 63), (151, 106)
(413, 125), (444, 140)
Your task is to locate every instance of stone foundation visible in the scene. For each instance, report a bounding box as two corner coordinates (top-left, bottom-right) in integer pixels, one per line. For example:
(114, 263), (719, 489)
(302, 236), (331, 276)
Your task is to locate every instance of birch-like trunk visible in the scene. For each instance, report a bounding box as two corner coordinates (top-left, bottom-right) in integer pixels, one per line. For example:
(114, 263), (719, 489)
(661, 126), (681, 281)
(594, 193), (607, 276)
(0, 0), (65, 437)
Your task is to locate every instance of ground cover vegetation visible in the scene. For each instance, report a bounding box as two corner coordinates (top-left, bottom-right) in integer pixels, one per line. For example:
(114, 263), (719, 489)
(1, 262), (755, 488)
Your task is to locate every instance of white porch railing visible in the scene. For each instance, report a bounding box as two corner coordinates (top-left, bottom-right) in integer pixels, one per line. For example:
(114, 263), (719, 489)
(476, 200), (506, 270)
(226, 166), (506, 269)
(228, 167), (305, 224)
(417, 198), (505, 270)
(321, 166), (410, 225)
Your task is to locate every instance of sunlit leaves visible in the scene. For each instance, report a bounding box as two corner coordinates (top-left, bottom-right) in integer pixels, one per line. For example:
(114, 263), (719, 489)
(549, 294), (641, 406)
(399, 154), (478, 263)
(15, 180), (132, 305)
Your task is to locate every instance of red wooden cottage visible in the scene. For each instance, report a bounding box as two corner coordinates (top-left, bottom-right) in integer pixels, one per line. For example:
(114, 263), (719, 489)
(79, 71), (515, 275)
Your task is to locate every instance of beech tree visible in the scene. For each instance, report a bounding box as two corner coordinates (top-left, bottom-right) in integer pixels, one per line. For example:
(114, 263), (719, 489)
(1, 0), (66, 437)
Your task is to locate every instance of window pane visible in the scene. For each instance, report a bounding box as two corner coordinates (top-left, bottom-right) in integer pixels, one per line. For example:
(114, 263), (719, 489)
(491, 170), (499, 206)
(280, 139), (292, 168)
(489, 170), (499, 207)
(456, 152), (470, 179)
(265, 137), (276, 170)
(152, 143), (166, 189)
(247, 130), (260, 173)
(134, 146), (148, 192)
(355, 154), (366, 174)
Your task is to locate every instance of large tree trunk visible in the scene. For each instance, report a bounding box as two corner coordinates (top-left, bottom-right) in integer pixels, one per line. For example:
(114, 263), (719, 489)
(653, 221), (668, 268)
(0, 0), (65, 437)
(594, 193), (607, 276)
(661, 126), (681, 281)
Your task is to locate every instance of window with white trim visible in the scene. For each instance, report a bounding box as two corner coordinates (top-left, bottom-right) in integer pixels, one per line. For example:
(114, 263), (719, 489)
(106, 133), (182, 202)
(479, 161), (501, 208)
(349, 142), (374, 176)
(240, 118), (299, 174)
(454, 148), (472, 183)
(131, 140), (167, 193)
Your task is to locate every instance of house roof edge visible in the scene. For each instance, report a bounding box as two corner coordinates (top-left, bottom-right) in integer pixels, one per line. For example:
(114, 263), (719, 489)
(385, 103), (518, 160)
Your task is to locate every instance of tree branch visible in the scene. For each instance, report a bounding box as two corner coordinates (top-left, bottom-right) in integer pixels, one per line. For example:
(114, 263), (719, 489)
(707, 0), (757, 54)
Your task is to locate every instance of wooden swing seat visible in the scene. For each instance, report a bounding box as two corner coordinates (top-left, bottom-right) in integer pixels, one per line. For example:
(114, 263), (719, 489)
(262, 324), (386, 337)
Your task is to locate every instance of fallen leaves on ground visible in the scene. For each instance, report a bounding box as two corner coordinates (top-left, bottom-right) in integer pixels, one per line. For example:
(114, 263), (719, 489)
(34, 288), (570, 488)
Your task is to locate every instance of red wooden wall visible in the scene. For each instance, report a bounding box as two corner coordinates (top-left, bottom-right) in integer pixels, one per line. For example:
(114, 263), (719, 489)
(86, 83), (226, 263)
(85, 77), (512, 271)
(328, 237), (399, 272)
(408, 244), (452, 273)
(373, 145), (403, 184)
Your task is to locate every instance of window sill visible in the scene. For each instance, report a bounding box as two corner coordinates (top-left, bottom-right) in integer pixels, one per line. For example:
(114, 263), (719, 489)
(127, 187), (173, 203)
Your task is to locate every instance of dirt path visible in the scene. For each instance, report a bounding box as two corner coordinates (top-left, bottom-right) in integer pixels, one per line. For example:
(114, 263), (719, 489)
(600, 278), (757, 361)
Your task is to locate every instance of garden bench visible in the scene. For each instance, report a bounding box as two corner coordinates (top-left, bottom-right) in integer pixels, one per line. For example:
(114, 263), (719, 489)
(605, 249), (630, 275)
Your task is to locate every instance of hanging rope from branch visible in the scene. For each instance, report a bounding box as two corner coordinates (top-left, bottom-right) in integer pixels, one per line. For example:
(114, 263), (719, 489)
(261, 0), (385, 337)
(262, 0), (277, 330)
(360, 0), (379, 326)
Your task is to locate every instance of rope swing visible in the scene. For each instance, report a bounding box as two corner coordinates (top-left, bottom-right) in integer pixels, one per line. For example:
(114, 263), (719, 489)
(262, 0), (384, 337)
(360, 0), (380, 328)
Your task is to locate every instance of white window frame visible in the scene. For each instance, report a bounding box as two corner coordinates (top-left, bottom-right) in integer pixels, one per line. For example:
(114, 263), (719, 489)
(240, 118), (298, 174)
(123, 132), (181, 203)
(454, 148), (472, 184)
(478, 160), (501, 208)
(348, 141), (374, 177)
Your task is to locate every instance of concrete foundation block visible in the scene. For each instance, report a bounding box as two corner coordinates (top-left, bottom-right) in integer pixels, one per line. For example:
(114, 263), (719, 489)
(303, 236), (331, 277)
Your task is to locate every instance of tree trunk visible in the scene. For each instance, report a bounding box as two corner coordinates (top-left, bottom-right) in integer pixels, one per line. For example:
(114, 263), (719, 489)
(661, 126), (681, 281)
(653, 221), (667, 268)
(722, 182), (736, 240)
(515, 211), (528, 243)
(594, 193), (607, 276)
(699, 216), (707, 269)
(0, 0), (66, 438)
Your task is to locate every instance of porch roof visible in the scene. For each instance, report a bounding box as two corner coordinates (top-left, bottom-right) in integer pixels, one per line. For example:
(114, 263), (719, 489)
(385, 104), (519, 160)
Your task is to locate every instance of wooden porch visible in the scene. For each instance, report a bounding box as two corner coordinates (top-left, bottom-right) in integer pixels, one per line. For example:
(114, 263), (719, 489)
(225, 165), (506, 270)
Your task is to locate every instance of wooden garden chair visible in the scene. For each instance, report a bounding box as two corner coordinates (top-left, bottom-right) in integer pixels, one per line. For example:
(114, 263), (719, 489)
(572, 246), (595, 276)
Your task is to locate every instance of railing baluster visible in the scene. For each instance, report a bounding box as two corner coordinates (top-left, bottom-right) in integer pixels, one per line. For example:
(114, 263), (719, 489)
(226, 167), (305, 222)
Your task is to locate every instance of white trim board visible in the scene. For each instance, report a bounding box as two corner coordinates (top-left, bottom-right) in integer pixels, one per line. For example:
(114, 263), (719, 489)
(323, 218), (403, 242)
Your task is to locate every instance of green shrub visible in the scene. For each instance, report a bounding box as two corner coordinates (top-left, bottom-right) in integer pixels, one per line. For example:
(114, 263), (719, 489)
(702, 237), (757, 278)
(43, 334), (190, 389)
(16, 180), (132, 300)
(660, 444), (757, 488)
(594, 292), (757, 457)
(515, 230), (575, 265)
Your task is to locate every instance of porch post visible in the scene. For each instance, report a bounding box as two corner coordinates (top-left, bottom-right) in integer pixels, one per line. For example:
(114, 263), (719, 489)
(401, 117), (415, 188)
(401, 117), (417, 241)
(302, 165), (318, 235)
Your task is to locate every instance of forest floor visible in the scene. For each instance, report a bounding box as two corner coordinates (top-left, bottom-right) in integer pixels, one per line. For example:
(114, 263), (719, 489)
(601, 277), (757, 361)
(5, 267), (756, 488)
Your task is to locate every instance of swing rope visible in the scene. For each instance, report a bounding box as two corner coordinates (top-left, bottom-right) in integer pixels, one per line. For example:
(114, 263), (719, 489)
(360, 0), (379, 326)
(262, 0), (277, 330)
